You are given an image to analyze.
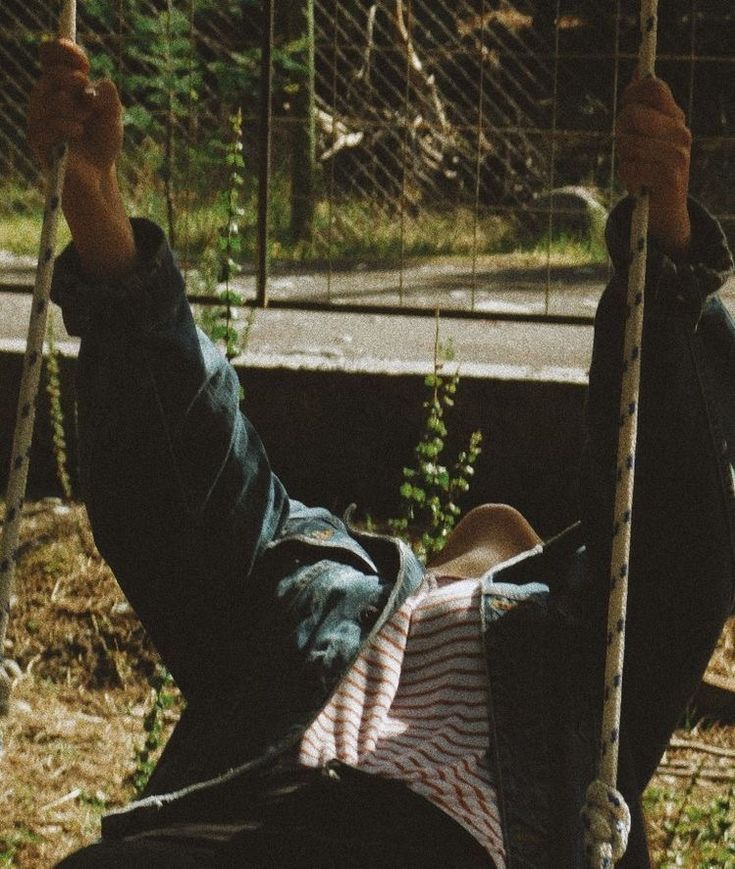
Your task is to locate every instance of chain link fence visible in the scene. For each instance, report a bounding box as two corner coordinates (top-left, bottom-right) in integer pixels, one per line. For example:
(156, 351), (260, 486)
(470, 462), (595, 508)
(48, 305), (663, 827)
(1, 0), (733, 317)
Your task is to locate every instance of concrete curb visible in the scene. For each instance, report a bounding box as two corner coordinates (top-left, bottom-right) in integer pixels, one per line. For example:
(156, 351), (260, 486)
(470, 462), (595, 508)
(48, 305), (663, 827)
(0, 335), (588, 536)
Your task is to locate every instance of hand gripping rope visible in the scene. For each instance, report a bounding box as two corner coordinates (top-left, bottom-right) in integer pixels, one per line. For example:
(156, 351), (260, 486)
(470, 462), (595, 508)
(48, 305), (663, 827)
(0, 0), (77, 739)
(581, 1), (659, 866)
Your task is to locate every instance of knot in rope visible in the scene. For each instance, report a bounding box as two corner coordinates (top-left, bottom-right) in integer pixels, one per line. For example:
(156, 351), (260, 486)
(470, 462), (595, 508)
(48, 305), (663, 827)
(582, 778), (631, 867)
(0, 657), (22, 717)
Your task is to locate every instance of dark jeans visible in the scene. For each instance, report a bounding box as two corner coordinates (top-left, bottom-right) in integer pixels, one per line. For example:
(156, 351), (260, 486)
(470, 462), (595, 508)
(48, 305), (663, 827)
(57, 760), (494, 867)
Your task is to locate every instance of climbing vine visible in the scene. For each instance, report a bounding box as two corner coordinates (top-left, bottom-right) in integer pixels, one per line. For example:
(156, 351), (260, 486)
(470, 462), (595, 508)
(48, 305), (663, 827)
(131, 665), (176, 797)
(390, 313), (482, 561)
(196, 108), (256, 363)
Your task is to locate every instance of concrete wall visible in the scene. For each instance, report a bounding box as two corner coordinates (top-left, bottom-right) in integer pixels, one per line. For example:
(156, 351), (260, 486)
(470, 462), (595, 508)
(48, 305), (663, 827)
(0, 347), (587, 538)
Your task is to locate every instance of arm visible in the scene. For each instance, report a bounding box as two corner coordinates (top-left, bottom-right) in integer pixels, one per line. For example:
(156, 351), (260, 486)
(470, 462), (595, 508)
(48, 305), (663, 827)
(28, 39), (136, 278)
(29, 41), (290, 699)
(581, 80), (735, 786)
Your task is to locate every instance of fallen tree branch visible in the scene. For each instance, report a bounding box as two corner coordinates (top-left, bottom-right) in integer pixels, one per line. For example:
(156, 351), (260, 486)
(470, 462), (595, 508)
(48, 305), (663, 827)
(394, 0), (450, 135)
(316, 106), (365, 161)
(354, 4), (377, 86)
(656, 764), (735, 783)
(668, 736), (735, 759)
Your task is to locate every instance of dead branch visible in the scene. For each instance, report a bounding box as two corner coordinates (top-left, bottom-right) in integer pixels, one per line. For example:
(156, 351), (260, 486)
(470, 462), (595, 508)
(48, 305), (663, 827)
(316, 105), (365, 161)
(667, 736), (735, 759)
(656, 764), (735, 783)
(393, 0), (450, 135)
(354, 4), (377, 87)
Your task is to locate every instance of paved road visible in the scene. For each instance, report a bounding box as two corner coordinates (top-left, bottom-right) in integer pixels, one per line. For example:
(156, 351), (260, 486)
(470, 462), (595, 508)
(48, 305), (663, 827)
(257, 259), (609, 319)
(2, 251), (733, 382)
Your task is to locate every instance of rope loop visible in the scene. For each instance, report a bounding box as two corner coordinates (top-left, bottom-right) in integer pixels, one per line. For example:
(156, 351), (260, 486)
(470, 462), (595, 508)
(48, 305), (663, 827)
(582, 778), (631, 867)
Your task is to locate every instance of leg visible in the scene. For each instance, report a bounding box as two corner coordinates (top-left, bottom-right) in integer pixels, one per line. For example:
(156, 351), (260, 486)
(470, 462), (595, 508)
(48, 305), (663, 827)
(582, 285), (735, 786)
(56, 837), (218, 868)
(90, 761), (495, 868)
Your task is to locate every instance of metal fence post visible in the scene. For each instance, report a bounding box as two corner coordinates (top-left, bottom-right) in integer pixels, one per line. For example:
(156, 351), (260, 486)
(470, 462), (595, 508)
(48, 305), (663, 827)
(288, 0), (316, 242)
(256, 0), (274, 307)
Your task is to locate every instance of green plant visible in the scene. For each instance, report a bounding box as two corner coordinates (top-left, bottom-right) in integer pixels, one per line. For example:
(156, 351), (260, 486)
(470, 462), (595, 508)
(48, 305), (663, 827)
(518, 229), (608, 267)
(216, 108), (248, 361)
(194, 108), (256, 363)
(79, 0), (308, 253)
(390, 313), (482, 561)
(664, 784), (735, 865)
(0, 825), (41, 867)
(123, 1), (201, 248)
(78, 790), (108, 813)
(131, 665), (176, 797)
(45, 319), (73, 500)
(645, 777), (735, 866)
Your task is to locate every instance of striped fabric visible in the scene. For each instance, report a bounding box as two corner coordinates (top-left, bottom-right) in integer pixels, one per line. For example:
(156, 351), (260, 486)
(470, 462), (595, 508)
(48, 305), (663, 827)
(299, 575), (506, 867)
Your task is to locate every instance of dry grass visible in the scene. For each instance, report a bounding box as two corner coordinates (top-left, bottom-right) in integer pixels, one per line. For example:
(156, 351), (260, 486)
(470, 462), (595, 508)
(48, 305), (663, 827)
(0, 500), (733, 866)
(645, 725), (735, 865)
(0, 680), (154, 867)
(0, 500), (179, 867)
(5, 502), (158, 691)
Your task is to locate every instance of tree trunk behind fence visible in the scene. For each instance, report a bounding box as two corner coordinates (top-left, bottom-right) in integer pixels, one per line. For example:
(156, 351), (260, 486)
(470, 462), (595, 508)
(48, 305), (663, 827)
(287, 0), (316, 243)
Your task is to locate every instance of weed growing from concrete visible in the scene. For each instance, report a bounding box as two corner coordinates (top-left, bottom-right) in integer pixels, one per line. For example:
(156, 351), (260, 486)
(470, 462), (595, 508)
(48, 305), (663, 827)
(195, 109), (255, 364)
(390, 313), (482, 561)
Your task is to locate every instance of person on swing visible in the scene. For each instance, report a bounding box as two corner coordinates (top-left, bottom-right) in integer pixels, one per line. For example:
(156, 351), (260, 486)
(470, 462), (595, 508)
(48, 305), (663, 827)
(28, 39), (734, 868)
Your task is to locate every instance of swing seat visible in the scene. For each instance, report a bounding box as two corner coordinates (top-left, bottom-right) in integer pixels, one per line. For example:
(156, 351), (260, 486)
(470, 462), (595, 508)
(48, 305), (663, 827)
(426, 503), (542, 578)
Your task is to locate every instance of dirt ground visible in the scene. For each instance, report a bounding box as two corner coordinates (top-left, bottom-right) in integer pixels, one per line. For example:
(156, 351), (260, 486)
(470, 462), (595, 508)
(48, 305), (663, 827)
(0, 500), (181, 867)
(0, 500), (733, 867)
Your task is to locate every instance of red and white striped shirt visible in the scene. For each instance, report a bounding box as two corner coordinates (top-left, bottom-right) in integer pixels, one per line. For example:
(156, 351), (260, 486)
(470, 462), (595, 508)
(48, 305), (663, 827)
(299, 574), (505, 866)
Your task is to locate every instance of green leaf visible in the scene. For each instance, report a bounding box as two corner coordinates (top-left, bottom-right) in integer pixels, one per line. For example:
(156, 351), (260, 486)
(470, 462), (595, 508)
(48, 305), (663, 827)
(399, 482), (414, 500)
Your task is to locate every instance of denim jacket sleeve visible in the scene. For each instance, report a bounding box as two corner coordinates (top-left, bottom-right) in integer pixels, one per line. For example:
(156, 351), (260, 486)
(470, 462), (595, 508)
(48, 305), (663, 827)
(51, 219), (290, 697)
(580, 197), (735, 785)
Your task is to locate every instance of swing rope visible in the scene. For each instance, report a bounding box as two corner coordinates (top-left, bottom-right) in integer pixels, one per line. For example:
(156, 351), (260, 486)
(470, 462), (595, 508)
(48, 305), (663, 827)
(0, 0), (78, 731)
(581, 1), (659, 865)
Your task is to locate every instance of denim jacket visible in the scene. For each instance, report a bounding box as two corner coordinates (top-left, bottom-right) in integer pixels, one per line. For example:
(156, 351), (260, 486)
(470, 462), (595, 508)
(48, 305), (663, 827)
(51, 198), (735, 867)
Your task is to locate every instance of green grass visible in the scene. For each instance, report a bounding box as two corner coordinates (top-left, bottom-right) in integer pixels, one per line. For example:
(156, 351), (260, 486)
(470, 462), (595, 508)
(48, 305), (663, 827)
(0, 177), (607, 269)
(518, 229), (608, 268)
(645, 782), (735, 867)
(0, 825), (41, 867)
(0, 182), (70, 255)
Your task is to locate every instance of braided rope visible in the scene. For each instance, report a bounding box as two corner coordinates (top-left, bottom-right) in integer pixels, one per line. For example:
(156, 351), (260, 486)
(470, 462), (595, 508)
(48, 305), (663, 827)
(584, 1), (658, 866)
(0, 0), (77, 727)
